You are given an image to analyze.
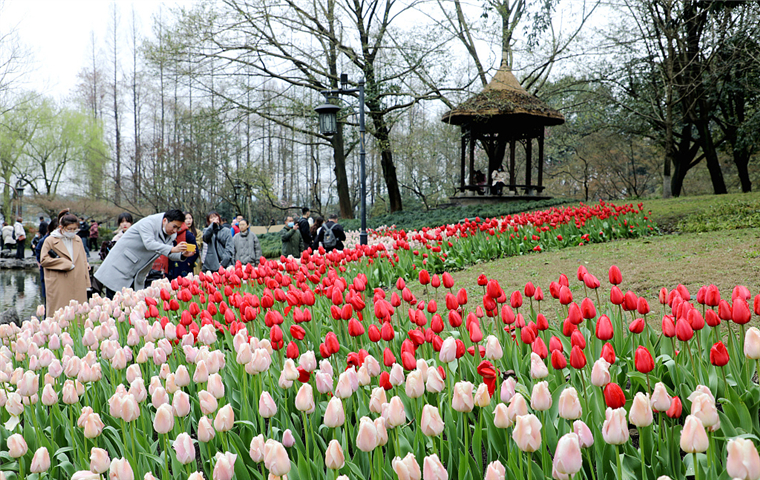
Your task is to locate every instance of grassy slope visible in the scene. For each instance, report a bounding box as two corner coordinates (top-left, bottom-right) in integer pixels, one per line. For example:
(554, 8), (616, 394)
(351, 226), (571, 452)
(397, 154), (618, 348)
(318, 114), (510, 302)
(438, 191), (760, 311)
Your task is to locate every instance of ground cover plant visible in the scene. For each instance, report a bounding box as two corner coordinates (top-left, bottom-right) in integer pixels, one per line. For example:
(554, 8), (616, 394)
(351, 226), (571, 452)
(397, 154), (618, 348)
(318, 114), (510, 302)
(3, 200), (760, 480)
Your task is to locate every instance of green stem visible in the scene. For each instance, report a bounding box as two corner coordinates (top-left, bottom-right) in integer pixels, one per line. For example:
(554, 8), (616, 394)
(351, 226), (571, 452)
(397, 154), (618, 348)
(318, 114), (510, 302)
(693, 452), (700, 480)
(302, 412), (309, 458)
(163, 434), (170, 480)
(131, 421), (138, 477)
(640, 426), (646, 480)
(584, 448), (597, 480)
(526, 452), (532, 480)
(616, 444), (622, 480)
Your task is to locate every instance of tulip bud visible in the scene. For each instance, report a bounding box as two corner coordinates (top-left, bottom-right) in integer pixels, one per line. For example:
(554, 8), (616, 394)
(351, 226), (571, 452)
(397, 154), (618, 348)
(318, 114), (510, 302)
(485, 460), (506, 480)
(173, 432), (196, 465)
(602, 407), (629, 445)
(603, 383), (626, 409)
(323, 397), (345, 428)
(745, 327), (760, 360)
(405, 370), (425, 399)
(680, 415), (708, 453)
(198, 415), (216, 443)
(325, 439), (345, 470)
(474, 383), (491, 408)
(557, 386), (582, 420)
(90, 447), (111, 474)
(690, 393), (719, 429)
(423, 454), (446, 480)
(7, 433), (27, 458)
(282, 429), (296, 448)
(512, 414), (542, 452)
(629, 392), (653, 427)
(553, 433), (582, 478)
(295, 383), (316, 413)
(590, 358), (611, 387)
(30, 447), (51, 473)
(573, 420), (594, 448)
(109, 457), (134, 480)
(387, 395), (407, 428)
(421, 405), (444, 437)
(213, 451), (238, 480)
(726, 438), (760, 480)
(356, 416), (378, 452)
(651, 382), (672, 412)
(214, 404), (235, 432)
(530, 352), (548, 379)
(530, 381), (552, 412)
(249, 434), (266, 462)
(451, 381), (474, 412)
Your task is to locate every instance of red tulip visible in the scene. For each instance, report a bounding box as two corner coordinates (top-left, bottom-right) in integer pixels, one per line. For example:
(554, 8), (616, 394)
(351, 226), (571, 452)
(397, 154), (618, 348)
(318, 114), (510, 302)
(705, 309), (720, 328)
(719, 299), (733, 320)
(431, 275), (441, 289)
(583, 273), (600, 289)
(510, 291), (523, 309)
(662, 315), (676, 337)
(603, 383), (625, 408)
(570, 330), (586, 350)
(676, 284), (690, 301)
(448, 310), (463, 328)
(477, 274), (488, 286)
(577, 265), (588, 281)
(419, 270), (431, 286)
(629, 318), (645, 334)
(550, 281), (561, 299)
(580, 298), (596, 320)
(442, 272), (454, 289)
(368, 325), (381, 343)
(348, 319), (365, 337)
(468, 322), (483, 343)
(595, 315), (614, 341)
(290, 325), (306, 340)
(455, 339), (466, 358)
(536, 313), (548, 331)
(562, 318), (576, 337)
(559, 286), (573, 305)
(457, 288), (468, 306)
(534, 287), (544, 302)
(610, 286), (624, 306)
(286, 341), (299, 359)
(567, 303), (583, 325)
(549, 336), (564, 353)
(733, 298), (751, 325)
(688, 309), (705, 331)
(601, 342), (616, 364)
(675, 319), (693, 342)
(383, 348), (396, 367)
(551, 350), (567, 369)
(709, 341), (729, 367)
(569, 345), (586, 369)
(401, 351), (417, 370)
(325, 332), (340, 354)
(634, 346), (654, 373)
(559, 273), (569, 287)
(381, 322), (395, 341)
(501, 305), (515, 325)
(754, 294), (760, 316)
(431, 314), (444, 333)
(524, 282), (535, 298)
(666, 396), (682, 418)
(637, 297), (650, 315)
(379, 371), (392, 390)
(520, 326), (536, 345)
(623, 291), (638, 311)
(532, 337), (548, 359)
(608, 265), (622, 285)
(706, 285), (720, 307)
(658, 288), (668, 305)
(486, 280), (502, 300)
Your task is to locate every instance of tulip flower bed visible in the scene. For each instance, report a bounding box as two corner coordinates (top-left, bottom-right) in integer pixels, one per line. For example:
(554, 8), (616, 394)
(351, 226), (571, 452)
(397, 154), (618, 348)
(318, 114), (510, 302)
(3, 250), (760, 480)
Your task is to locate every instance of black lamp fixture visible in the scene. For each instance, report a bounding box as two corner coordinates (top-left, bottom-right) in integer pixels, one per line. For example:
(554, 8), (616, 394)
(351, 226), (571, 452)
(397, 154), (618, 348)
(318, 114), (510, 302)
(314, 100), (341, 136)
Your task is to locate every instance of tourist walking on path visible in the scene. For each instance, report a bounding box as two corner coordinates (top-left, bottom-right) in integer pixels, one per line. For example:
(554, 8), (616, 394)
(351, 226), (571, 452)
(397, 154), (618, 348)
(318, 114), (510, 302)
(89, 219), (99, 251)
(314, 213), (346, 252)
(296, 207), (312, 252)
(13, 217), (26, 259)
(281, 216), (303, 258)
(38, 216), (48, 237)
(233, 218), (261, 265)
(201, 211), (234, 272)
(94, 209), (190, 297)
(40, 210), (90, 316)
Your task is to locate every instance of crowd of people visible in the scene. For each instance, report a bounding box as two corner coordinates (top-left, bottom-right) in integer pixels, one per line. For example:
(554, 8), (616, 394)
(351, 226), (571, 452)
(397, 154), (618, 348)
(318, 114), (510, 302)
(33, 207), (344, 318)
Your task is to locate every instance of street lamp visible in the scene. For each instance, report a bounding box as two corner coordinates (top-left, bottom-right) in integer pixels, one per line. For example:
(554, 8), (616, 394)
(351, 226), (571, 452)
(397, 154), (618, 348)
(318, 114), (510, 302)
(14, 182), (25, 219)
(314, 74), (368, 246)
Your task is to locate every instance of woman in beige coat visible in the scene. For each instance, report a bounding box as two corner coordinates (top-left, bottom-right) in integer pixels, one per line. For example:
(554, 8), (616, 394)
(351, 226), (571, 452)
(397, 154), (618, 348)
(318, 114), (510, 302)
(40, 211), (91, 316)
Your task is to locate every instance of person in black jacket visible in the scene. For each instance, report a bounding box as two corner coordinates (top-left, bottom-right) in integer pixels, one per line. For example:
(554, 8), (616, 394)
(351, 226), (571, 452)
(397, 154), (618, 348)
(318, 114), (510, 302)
(35, 218), (58, 302)
(295, 207), (312, 252)
(314, 213), (346, 252)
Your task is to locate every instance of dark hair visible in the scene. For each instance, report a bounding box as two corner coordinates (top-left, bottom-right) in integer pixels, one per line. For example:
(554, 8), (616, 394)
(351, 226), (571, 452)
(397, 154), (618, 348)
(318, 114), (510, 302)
(48, 218), (58, 231)
(164, 209), (185, 223)
(59, 214), (79, 228)
(117, 212), (133, 224)
(301, 207), (310, 215)
(310, 217), (324, 235)
(206, 211), (219, 226)
(329, 213), (338, 220)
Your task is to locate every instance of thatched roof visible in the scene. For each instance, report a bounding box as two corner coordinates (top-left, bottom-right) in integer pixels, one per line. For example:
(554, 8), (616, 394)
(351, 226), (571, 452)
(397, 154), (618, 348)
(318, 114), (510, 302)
(442, 63), (565, 128)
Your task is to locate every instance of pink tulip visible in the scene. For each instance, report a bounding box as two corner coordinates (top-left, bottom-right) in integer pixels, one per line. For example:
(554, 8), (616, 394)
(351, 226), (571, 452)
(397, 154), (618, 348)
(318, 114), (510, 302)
(591, 358), (611, 387)
(726, 438), (760, 480)
(423, 454), (447, 480)
(175, 365), (190, 387)
(506, 393), (528, 423)
(83, 412), (105, 439)
(474, 383), (491, 408)
(129, 379), (147, 403)
(323, 396), (345, 428)
(405, 370), (425, 399)
(71, 472), (100, 480)
(121, 394), (140, 423)
(334, 372), (353, 399)
(263, 440), (291, 476)
(512, 414), (542, 452)
(153, 404), (174, 434)
(236, 343), (253, 365)
(356, 416), (378, 452)
(17, 370), (39, 397)
(259, 391), (278, 418)
(500, 377), (516, 403)
(745, 327), (760, 360)
(214, 404), (234, 433)
(375, 417), (389, 447)
(213, 452), (237, 480)
(451, 381), (474, 413)
(553, 433), (582, 478)
(364, 355), (381, 377)
(173, 391), (191, 418)
(282, 429), (296, 448)
(207, 373), (225, 399)
(629, 392), (653, 427)
(41, 383), (58, 406)
(109, 457), (134, 480)
(173, 432), (196, 465)
(249, 434), (266, 462)
(299, 350), (317, 372)
(78, 406), (94, 428)
(325, 439), (345, 470)
(30, 446), (50, 473)
(558, 387), (582, 420)
(187, 473), (205, 480)
(393, 453), (421, 480)
(530, 381), (552, 412)
(389, 364), (405, 386)
(62, 381), (79, 404)
(421, 405), (445, 437)
(425, 368), (445, 394)
(493, 403), (512, 429)
(690, 393), (719, 429)
(602, 407), (629, 445)
(315, 371), (333, 394)
(680, 415), (708, 453)
(90, 447), (111, 474)
(151, 386), (169, 409)
(282, 359), (299, 381)
(530, 353), (549, 379)
(484, 460), (506, 480)
(199, 390), (218, 415)
(387, 396), (407, 428)
(439, 337), (457, 363)
(572, 420), (594, 448)
(485, 335), (503, 360)
(193, 360), (209, 383)
(651, 382), (671, 412)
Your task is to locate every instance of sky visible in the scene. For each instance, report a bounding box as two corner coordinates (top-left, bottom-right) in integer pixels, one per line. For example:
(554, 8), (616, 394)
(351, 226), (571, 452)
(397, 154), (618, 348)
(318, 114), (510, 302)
(1, 0), (191, 100)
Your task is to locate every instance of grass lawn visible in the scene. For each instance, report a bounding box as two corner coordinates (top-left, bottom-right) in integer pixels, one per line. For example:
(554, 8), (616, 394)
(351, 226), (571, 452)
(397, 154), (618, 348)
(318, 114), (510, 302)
(430, 192), (760, 321)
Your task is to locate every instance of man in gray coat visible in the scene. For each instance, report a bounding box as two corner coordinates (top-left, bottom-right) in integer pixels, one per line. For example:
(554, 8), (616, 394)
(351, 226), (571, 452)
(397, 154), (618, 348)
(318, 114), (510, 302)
(94, 209), (189, 297)
(233, 219), (261, 266)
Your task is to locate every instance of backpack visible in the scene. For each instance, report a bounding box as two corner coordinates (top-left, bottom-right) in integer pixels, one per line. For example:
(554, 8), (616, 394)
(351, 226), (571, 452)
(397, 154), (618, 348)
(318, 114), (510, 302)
(323, 223), (338, 249)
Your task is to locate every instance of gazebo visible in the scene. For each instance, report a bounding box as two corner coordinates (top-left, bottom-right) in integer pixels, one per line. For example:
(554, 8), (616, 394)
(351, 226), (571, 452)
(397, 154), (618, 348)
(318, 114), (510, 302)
(442, 62), (564, 203)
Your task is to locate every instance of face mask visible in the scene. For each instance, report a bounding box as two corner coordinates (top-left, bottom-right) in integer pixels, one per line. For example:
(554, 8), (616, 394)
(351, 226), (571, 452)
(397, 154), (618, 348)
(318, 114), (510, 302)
(288, 222), (294, 228)
(62, 231), (77, 239)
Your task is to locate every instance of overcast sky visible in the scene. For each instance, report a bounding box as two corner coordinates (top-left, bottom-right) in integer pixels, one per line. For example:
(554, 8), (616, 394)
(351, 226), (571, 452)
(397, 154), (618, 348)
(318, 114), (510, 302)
(1, 0), (191, 100)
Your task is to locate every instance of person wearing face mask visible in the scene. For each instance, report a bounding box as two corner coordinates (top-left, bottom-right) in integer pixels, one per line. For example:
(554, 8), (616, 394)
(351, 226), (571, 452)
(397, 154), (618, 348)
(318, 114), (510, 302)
(40, 210), (91, 316)
(280, 216), (304, 258)
(94, 209), (191, 298)
(232, 218), (261, 266)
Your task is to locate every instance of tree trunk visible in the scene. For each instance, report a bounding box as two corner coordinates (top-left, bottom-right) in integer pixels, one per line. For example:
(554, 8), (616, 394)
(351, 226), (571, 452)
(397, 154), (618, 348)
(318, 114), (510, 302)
(368, 111), (403, 212)
(695, 104), (727, 195)
(735, 151), (752, 193)
(332, 123), (353, 219)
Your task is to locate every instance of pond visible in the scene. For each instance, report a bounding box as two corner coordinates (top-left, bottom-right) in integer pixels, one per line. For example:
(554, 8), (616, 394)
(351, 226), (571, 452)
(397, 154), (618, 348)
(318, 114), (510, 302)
(0, 268), (43, 322)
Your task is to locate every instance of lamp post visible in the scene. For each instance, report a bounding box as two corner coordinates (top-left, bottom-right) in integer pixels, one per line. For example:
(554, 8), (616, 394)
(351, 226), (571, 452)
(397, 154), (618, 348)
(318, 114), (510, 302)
(314, 74), (367, 246)
(14, 182), (25, 219)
